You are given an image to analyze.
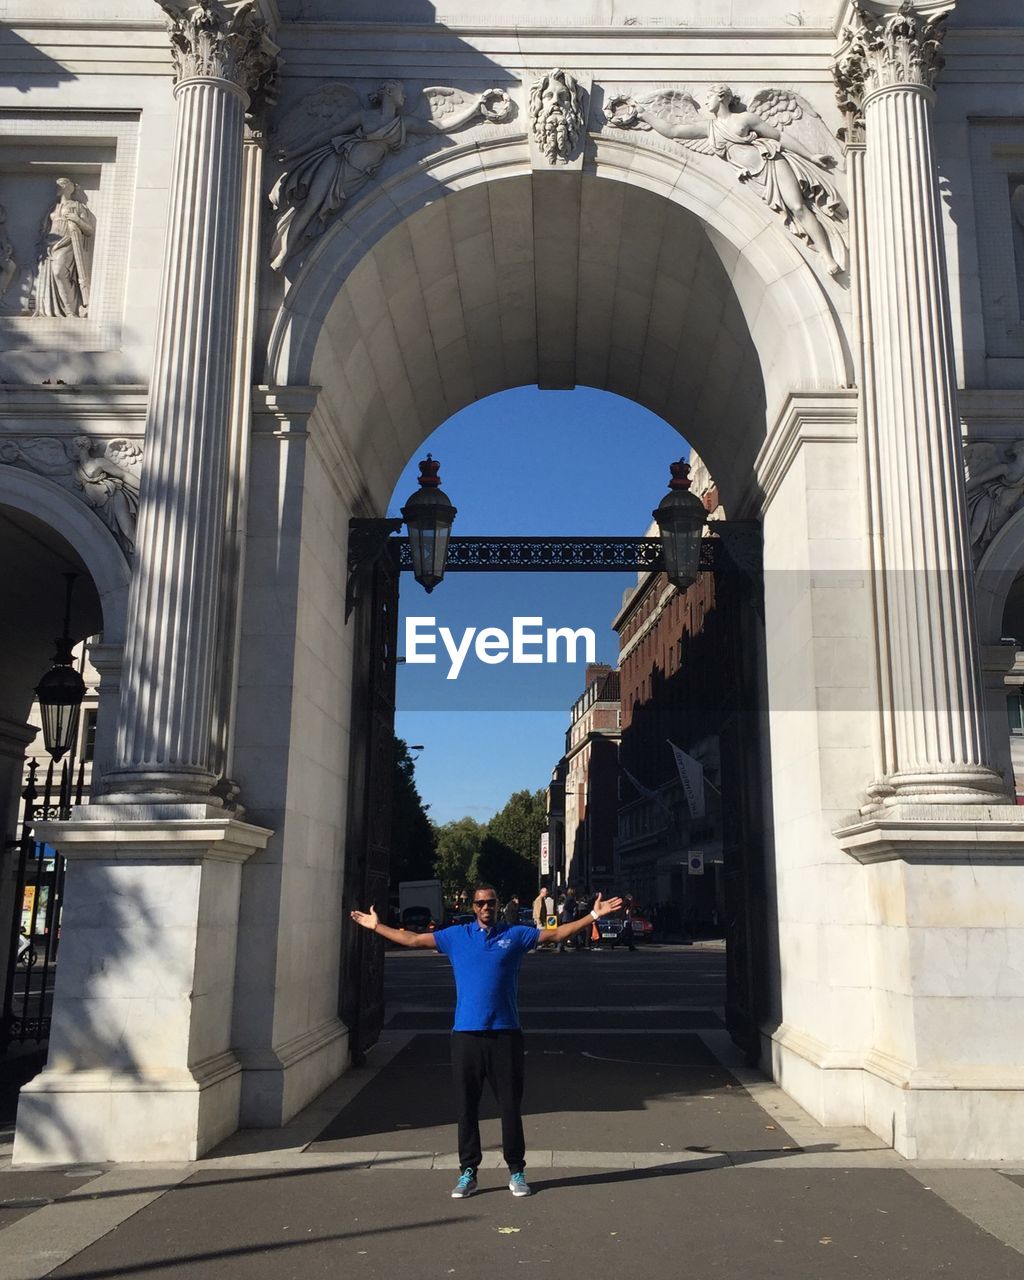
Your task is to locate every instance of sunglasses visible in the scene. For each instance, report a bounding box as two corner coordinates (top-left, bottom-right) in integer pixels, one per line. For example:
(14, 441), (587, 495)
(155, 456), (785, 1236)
(472, 899), (498, 908)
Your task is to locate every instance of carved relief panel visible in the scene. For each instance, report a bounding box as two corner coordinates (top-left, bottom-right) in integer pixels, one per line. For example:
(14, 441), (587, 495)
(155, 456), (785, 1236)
(268, 80), (514, 270)
(0, 387), (146, 558)
(0, 112), (138, 355)
(603, 83), (848, 278)
(968, 120), (1024, 370)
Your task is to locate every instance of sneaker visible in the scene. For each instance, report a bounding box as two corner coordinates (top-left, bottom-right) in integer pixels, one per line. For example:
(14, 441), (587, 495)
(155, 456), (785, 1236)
(508, 1171), (532, 1197)
(451, 1168), (477, 1198)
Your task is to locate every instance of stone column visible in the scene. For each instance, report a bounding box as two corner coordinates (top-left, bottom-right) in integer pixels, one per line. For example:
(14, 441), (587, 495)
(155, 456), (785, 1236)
(211, 123), (266, 796)
(103, 1), (276, 805)
(835, 1), (1006, 805)
(839, 91), (899, 792)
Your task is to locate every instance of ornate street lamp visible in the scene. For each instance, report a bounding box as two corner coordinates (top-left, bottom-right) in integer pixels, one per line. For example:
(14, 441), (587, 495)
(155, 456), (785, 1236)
(653, 459), (708, 593)
(34, 572), (86, 763)
(400, 455), (458, 594)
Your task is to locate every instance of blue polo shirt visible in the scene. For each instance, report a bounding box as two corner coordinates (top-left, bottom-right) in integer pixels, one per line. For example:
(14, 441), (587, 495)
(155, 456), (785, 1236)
(433, 923), (540, 1031)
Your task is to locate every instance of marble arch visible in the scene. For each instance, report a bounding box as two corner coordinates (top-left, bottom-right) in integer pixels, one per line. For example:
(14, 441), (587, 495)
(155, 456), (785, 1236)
(7, 0), (1024, 1170)
(268, 139), (852, 510)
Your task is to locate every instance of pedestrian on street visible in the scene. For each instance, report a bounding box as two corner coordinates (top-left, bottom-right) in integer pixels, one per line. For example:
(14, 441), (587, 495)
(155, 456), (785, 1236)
(557, 887), (579, 952)
(621, 895), (637, 952)
(350, 883), (623, 1199)
(532, 883), (553, 929)
(502, 894), (520, 925)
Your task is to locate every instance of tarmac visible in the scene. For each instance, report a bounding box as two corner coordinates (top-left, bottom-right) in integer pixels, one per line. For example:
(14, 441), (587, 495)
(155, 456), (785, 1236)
(2, 945), (1024, 1278)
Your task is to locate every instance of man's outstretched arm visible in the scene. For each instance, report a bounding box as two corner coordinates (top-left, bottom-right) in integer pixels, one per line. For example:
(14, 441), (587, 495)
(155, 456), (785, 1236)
(350, 905), (438, 949)
(536, 892), (624, 946)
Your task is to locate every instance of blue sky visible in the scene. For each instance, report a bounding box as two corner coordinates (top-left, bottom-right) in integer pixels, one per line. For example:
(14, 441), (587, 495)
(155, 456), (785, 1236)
(390, 385), (690, 825)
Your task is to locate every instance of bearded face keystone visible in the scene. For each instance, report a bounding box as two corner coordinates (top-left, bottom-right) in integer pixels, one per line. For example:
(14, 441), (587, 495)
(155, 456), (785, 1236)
(528, 69), (586, 165)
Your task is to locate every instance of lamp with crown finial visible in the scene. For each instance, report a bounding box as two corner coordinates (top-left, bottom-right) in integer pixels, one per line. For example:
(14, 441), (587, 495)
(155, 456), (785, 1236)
(652, 458), (707, 592)
(400, 454), (458, 593)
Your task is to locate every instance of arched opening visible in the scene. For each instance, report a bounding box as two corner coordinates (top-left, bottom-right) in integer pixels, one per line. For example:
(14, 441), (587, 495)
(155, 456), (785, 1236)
(976, 512), (1024, 803)
(0, 485), (112, 1067)
(231, 156), (865, 1143)
(380, 382), (765, 1017)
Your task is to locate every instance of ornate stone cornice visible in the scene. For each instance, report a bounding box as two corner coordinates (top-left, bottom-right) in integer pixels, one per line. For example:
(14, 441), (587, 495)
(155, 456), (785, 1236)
(835, 1), (951, 120)
(158, 1), (278, 105)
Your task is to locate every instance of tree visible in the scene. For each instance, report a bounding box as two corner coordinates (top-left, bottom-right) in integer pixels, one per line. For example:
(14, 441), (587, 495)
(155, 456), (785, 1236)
(389, 737), (436, 885)
(433, 816), (485, 902)
(475, 834), (536, 902)
(487, 788), (548, 867)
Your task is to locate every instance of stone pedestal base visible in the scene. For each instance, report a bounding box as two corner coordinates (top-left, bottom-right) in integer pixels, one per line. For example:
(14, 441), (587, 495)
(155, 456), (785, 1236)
(12, 807), (271, 1165)
(15, 1056), (244, 1165)
(775, 804), (1024, 1160)
(768, 1027), (1024, 1161)
(237, 1017), (349, 1129)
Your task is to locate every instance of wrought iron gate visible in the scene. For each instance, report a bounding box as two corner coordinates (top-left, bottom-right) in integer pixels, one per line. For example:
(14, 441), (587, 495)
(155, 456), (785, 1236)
(339, 540), (400, 1061)
(342, 522), (767, 1062)
(2, 758), (78, 1051)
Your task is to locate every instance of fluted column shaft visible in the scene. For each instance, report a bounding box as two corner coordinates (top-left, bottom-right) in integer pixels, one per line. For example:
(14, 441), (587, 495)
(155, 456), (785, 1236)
(212, 127), (265, 789)
(838, 2), (1005, 805)
(106, 73), (248, 800)
(865, 83), (999, 798)
(846, 131), (898, 788)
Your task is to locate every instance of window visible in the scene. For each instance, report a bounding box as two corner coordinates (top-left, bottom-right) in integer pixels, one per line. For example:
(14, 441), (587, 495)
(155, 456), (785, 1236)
(81, 709), (98, 762)
(1009, 692), (1024, 736)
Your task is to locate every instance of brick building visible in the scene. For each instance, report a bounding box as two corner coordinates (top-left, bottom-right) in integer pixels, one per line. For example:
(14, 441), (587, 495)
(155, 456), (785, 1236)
(555, 663), (620, 895)
(612, 460), (729, 927)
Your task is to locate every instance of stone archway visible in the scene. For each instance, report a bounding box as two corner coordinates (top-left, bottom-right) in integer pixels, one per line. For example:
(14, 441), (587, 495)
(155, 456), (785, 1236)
(0, 474), (120, 1077)
(974, 510), (1024, 796)
(242, 150), (877, 1159)
(267, 140), (852, 514)
(20, 0), (1024, 1167)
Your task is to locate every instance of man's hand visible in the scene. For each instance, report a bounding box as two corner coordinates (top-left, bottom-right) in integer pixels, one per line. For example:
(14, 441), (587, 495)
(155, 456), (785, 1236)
(591, 893), (624, 919)
(539, 892), (625, 946)
(351, 906), (437, 949)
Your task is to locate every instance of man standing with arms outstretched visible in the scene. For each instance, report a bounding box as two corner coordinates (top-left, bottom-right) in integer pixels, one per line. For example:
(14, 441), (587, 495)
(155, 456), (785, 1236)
(350, 883), (623, 1198)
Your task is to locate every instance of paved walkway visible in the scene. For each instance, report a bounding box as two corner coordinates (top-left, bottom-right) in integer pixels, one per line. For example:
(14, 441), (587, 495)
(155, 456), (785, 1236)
(3, 1020), (1024, 1279)
(2, 947), (1024, 1274)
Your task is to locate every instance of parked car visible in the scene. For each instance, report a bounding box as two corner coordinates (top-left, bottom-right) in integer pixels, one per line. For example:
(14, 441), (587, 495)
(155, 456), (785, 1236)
(592, 916), (623, 947)
(629, 912), (654, 942)
(445, 911), (474, 927)
(400, 905), (436, 933)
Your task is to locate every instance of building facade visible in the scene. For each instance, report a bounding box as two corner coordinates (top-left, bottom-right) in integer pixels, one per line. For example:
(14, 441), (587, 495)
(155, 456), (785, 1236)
(559, 663), (621, 896)
(3, 0), (1024, 1163)
(613, 464), (727, 927)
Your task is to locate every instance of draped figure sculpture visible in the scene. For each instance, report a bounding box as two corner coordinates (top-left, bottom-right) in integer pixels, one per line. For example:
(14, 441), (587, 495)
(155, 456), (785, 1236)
(0, 205), (17, 307)
(34, 177), (95, 318)
(69, 436), (142, 553)
(607, 84), (847, 277)
(269, 79), (513, 270)
(964, 440), (1024, 558)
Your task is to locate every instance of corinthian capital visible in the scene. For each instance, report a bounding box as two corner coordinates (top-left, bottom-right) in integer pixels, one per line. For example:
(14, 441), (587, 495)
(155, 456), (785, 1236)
(158, 1), (278, 102)
(835, 2), (951, 109)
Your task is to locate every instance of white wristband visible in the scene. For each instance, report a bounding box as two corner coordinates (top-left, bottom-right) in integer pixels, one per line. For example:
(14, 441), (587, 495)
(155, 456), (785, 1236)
(590, 910), (599, 921)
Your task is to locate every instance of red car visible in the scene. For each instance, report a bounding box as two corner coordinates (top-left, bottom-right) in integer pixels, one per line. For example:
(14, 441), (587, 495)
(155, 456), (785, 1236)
(628, 912), (654, 942)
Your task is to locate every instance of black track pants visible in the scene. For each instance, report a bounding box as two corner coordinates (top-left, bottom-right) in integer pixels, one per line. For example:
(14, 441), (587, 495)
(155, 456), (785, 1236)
(451, 1030), (526, 1173)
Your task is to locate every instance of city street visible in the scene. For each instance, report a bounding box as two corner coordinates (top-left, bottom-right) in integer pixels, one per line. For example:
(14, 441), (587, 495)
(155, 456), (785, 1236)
(2, 942), (1024, 1278)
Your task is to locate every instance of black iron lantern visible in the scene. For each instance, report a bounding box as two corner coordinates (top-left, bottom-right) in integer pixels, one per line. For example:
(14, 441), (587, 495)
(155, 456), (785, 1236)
(401, 455), (457, 593)
(34, 573), (86, 763)
(653, 459), (708, 592)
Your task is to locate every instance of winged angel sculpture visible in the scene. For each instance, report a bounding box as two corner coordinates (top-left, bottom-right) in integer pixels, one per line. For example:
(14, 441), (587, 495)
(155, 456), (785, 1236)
(606, 85), (847, 277)
(269, 80), (513, 270)
(963, 440), (1024, 558)
(0, 436), (141, 553)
